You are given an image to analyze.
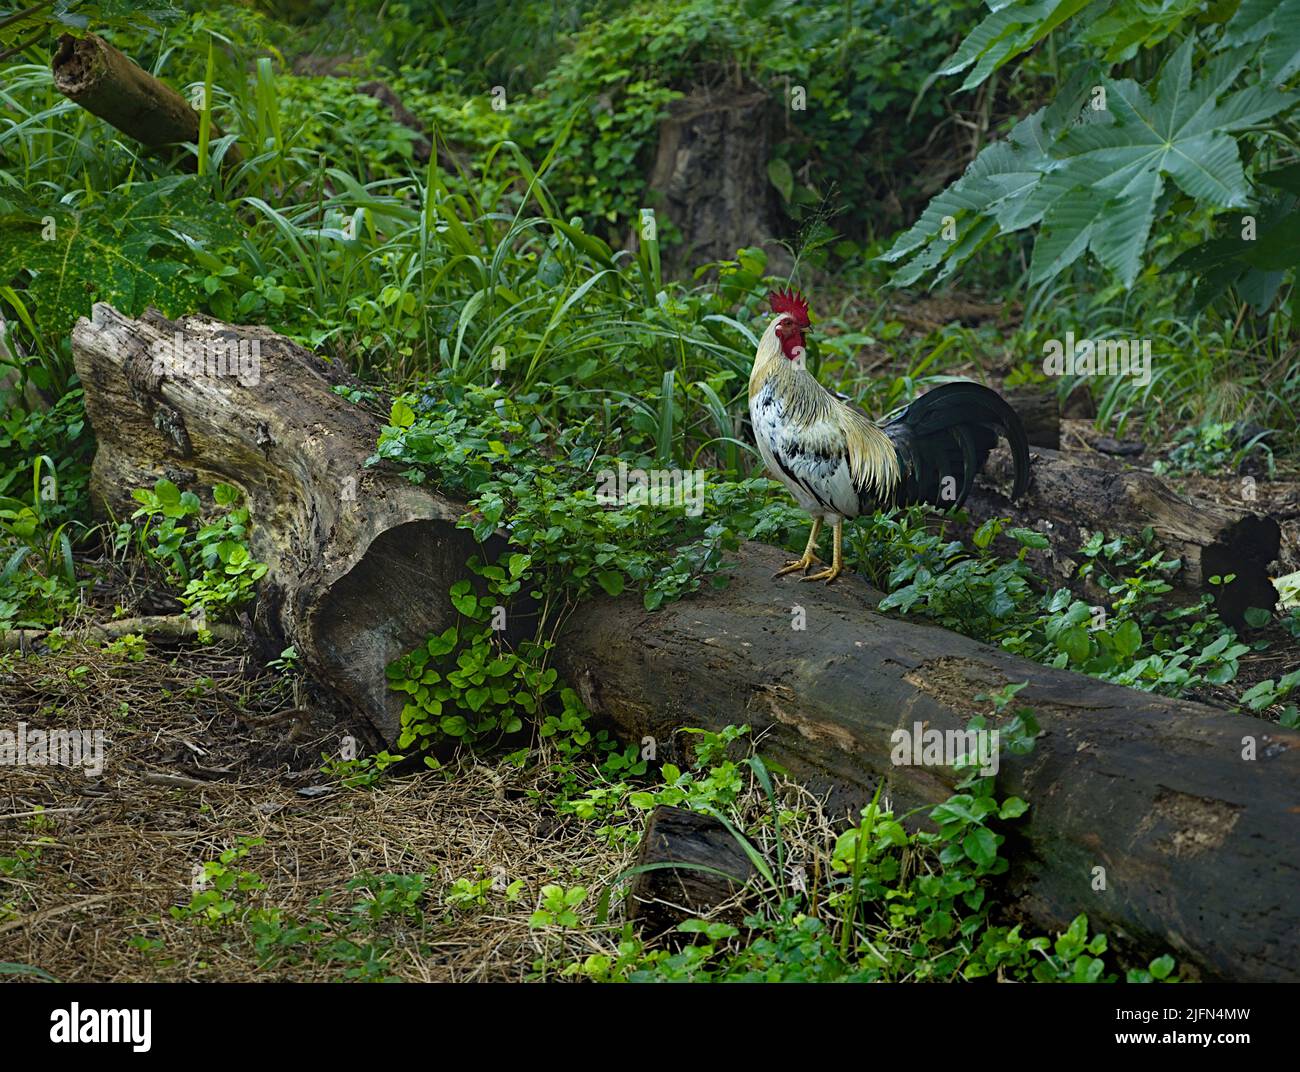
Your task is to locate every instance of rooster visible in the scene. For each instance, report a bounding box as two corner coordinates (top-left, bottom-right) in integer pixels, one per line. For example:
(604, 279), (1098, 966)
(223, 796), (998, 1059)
(749, 288), (1030, 583)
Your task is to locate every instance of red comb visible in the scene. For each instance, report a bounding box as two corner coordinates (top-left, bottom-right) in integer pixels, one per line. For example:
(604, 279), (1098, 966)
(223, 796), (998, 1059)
(768, 287), (810, 327)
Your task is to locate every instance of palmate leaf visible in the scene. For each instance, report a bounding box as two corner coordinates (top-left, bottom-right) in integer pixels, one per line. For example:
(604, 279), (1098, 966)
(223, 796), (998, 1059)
(1221, 0), (1300, 85)
(885, 36), (1295, 290)
(1027, 40), (1290, 286)
(1078, 0), (1203, 65)
(1166, 167), (1300, 312)
(0, 175), (240, 340)
(879, 69), (1097, 280)
(938, 0), (1099, 91)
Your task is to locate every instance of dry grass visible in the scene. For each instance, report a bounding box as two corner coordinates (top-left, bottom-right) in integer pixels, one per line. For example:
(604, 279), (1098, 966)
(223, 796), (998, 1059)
(0, 638), (640, 981)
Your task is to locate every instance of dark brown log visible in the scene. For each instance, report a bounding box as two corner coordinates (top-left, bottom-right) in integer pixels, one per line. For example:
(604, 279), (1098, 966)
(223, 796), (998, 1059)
(1001, 387), (1059, 449)
(555, 543), (1300, 983)
(72, 306), (1300, 981)
(52, 33), (243, 169)
(627, 805), (755, 939)
(967, 445), (1281, 626)
(70, 303), (468, 740)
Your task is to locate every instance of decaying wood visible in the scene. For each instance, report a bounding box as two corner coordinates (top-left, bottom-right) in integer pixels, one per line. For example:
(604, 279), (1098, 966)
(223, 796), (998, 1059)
(967, 445), (1281, 626)
(72, 306), (1300, 982)
(52, 33), (243, 169)
(555, 544), (1300, 982)
(646, 87), (786, 275)
(71, 303), (473, 741)
(627, 805), (755, 938)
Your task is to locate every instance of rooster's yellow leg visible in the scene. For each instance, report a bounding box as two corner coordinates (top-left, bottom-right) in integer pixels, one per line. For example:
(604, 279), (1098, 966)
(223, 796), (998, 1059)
(802, 520), (843, 584)
(773, 517), (823, 577)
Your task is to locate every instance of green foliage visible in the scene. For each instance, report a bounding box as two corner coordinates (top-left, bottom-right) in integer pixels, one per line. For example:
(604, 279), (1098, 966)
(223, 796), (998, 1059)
(885, 1), (1300, 301)
(0, 175), (243, 355)
(386, 578), (549, 754)
(121, 479), (267, 621)
(1153, 420), (1275, 477)
(372, 378), (756, 612)
(166, 839), (441, 981)
(0, 400), (90, 629)
(859, 514), (1251, 698)
(319, 748), (403, 788)
(517, 0), (988, 245)
(0, 388), (91, 515)
(561, 713), (1175, 983)
(170, 837), (267, 927)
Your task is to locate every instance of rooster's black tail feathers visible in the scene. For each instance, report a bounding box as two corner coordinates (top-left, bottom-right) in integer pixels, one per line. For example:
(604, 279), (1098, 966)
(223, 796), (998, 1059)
(881, 381), (1030, 510)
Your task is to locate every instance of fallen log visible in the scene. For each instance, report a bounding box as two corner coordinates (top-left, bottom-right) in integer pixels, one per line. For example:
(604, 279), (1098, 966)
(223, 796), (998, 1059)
(967, 445), (1281, 626)
(52, 33), (243, 169)
(71, 303), (471, 739)
(72, 306), (1300, 981)
(0, 615), (241, 652)
(555, 544), (1300, 983)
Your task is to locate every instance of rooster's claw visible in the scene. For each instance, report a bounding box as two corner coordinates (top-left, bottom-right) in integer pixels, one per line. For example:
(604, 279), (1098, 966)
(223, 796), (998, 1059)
(800, 565), (842, 584)
(773, 554), (821, 578)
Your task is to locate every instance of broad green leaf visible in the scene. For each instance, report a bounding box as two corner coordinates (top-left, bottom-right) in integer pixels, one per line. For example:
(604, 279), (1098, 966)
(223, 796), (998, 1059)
(0, 176), (240, 341)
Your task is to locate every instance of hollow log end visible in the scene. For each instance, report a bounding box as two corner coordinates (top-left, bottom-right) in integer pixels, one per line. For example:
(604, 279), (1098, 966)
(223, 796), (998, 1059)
(52, 33), (106, 96)
(1204, 512), (1282, 624)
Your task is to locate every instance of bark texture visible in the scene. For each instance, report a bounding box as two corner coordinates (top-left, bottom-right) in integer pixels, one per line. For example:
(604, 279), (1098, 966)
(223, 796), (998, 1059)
(71, 303), (469, 740)
(52, 33), (243, 168)
(645, 87), (785, 275)
(627, 805), (755, 939)
(555, 543), (1300, 982)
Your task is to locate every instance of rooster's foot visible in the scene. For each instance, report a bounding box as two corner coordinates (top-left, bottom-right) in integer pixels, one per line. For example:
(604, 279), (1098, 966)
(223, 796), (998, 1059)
(800, 564), (842, 584)
(773, 554), (822, 578)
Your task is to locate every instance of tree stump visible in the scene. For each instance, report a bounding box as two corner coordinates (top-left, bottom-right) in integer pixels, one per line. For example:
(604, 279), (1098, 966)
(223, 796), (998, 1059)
(645, 87), (784, 275)
(627, 806), (755, 939)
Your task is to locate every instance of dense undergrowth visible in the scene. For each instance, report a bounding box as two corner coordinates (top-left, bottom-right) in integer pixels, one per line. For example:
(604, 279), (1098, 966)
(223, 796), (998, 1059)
(2, 0), (1298, 982)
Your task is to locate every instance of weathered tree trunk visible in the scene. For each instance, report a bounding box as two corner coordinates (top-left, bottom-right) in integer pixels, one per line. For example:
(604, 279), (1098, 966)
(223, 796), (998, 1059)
(72, 307), (1300, 982)
(554, 544), (1300, 983)
(71, 304), (468, 740)
(967, 445), (1280, 626)
(52, 33), (243, 169)
(645, 86), (785, 276)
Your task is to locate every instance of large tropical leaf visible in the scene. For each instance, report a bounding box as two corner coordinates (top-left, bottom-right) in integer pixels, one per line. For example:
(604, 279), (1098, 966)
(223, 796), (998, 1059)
(884, 36), (1295, 290)
(939, 0), (1098, 92)
(1221, 0), (1300, 85)
(1166, 166), (1300, 311)
(0, 175), (241, 340)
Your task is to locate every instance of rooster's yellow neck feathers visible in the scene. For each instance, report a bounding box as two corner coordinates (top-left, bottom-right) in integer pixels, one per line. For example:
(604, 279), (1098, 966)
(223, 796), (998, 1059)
(749, 313), (899, 500)
(749, 314), (800, 397)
